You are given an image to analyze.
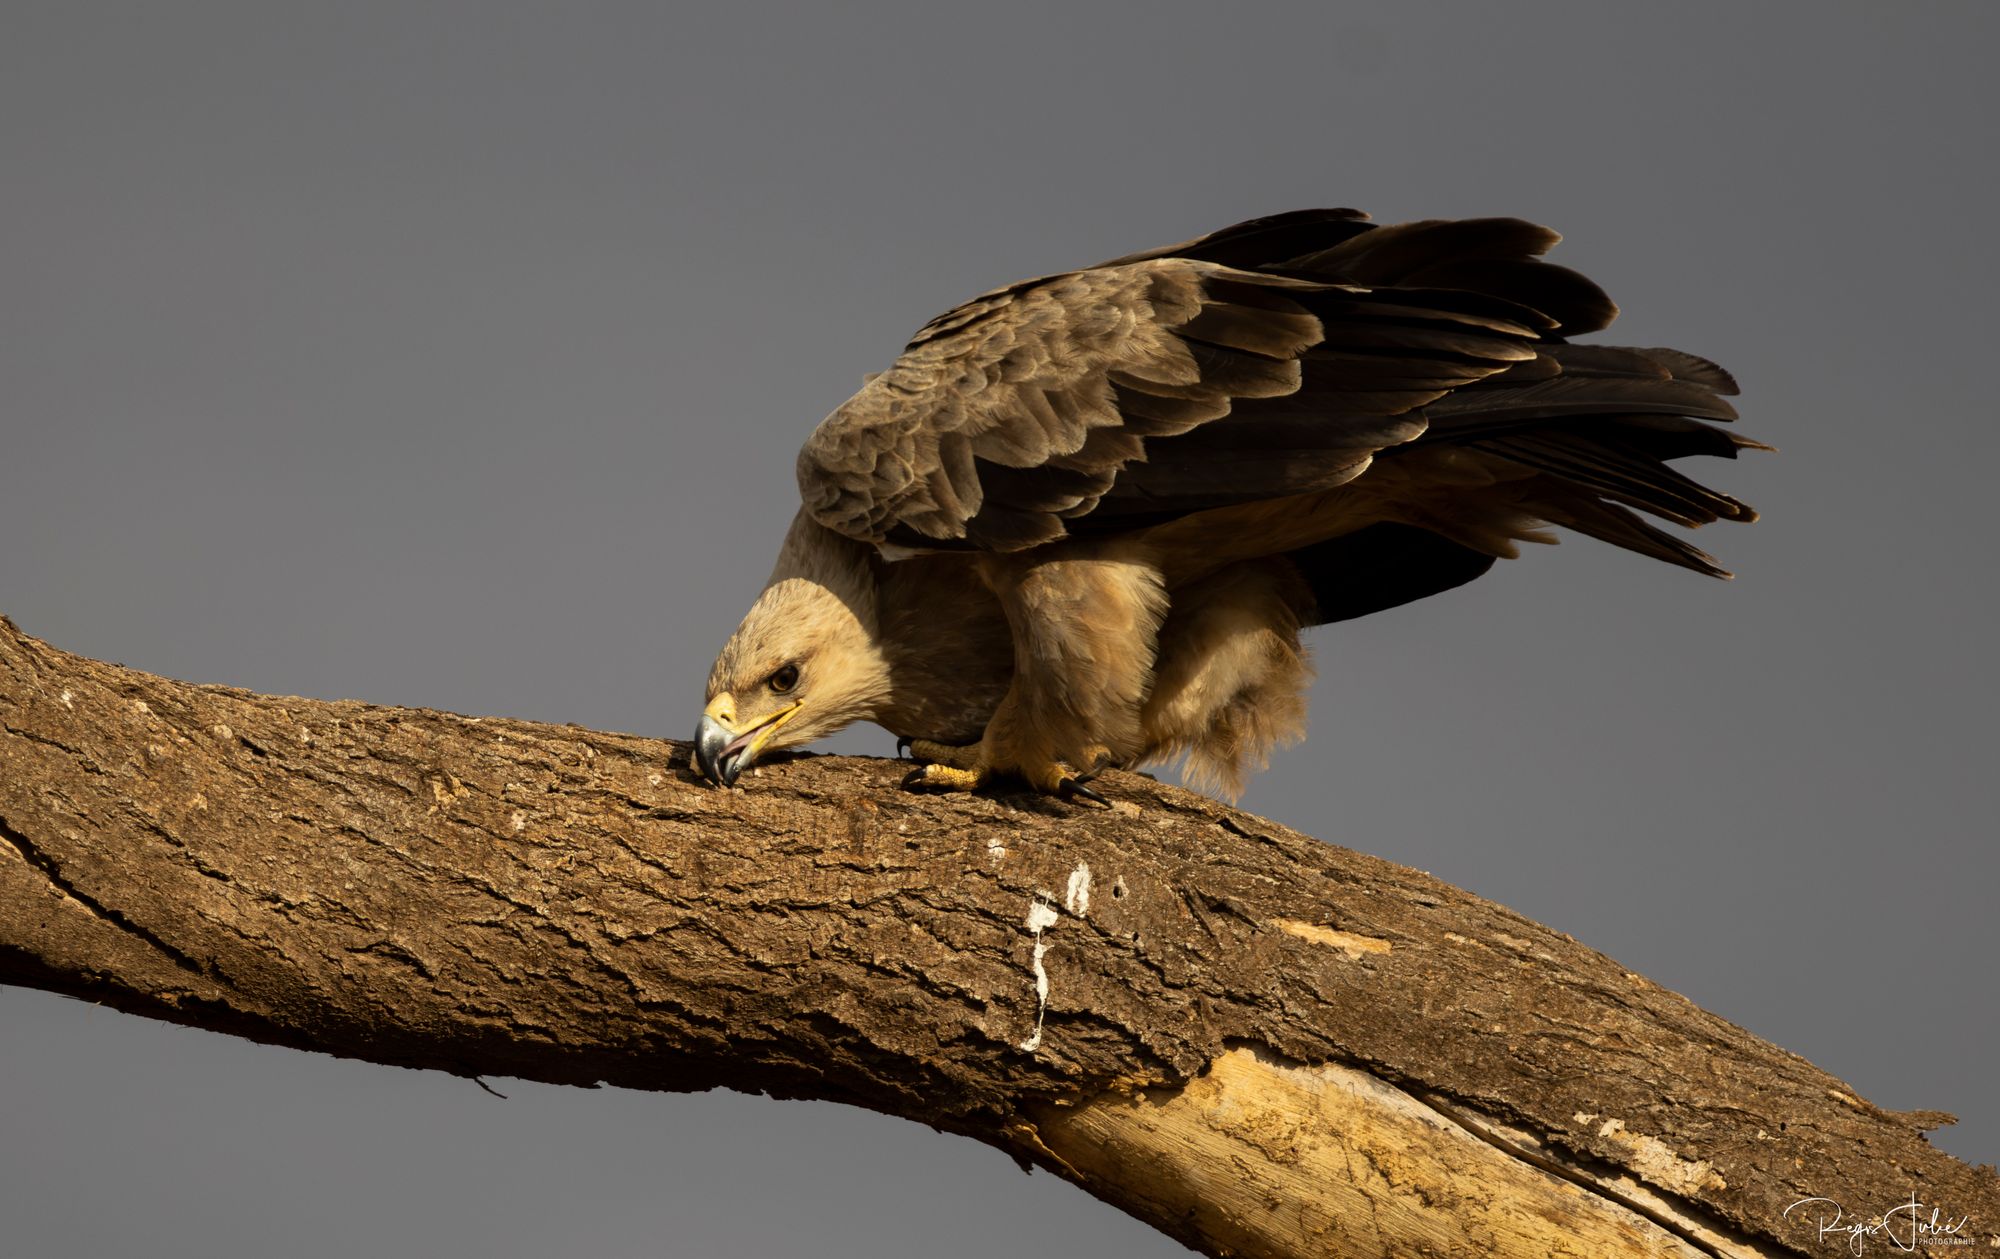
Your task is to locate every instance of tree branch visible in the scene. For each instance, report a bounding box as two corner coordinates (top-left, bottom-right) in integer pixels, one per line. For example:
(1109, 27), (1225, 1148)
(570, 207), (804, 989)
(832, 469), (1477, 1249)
(2, 615), (1991, 1258)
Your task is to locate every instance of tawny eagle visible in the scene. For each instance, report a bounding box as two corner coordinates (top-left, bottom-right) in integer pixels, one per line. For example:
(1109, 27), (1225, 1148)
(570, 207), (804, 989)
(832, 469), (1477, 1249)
(694, 209), (1761, 801)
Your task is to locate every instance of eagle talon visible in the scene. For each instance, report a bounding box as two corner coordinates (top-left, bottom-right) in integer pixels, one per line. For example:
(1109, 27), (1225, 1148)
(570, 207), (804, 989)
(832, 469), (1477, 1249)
(895, 736), (913, 760)
(901, 762), (989, 793)
(1058, 776), (1110, 807)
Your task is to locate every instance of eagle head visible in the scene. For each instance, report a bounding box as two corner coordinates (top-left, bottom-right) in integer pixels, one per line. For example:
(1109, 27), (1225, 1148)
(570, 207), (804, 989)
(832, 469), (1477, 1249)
(694, 570), (890, 786)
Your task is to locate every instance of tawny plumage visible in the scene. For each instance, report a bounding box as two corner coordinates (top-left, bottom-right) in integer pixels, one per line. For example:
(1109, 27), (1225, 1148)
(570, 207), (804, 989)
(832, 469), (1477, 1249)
(694, 209), (1765, 801)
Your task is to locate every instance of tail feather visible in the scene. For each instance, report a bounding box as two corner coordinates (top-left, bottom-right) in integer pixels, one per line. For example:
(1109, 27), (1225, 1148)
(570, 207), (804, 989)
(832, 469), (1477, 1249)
(1522, 489), (1731, 578)
(1472, 430), (1757, 527)
(1390, 342), (1761, 577)
(1106, 211), (1765, 583)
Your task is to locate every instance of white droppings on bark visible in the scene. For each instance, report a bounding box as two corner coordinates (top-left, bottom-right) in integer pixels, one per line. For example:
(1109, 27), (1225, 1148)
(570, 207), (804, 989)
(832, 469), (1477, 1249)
(1026, 901), (1060, 934)
(59, 690), (74, 710)
(511, 811), (527, 833)
(1019, 897), (1061, 1053)
(987, 835), (1006, 862)
(1064, 862), (1091, 915)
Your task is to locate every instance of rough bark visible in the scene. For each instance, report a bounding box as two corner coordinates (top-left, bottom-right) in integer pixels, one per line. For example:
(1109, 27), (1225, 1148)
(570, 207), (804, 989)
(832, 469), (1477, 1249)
(1, 614), (1991, 1258)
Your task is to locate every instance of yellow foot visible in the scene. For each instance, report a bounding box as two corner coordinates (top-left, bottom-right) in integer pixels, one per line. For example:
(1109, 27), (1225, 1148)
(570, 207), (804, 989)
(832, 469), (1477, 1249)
(900, 738), (983, 770)
(902, 762), (989, 792)
(900, 751), (1109, 806)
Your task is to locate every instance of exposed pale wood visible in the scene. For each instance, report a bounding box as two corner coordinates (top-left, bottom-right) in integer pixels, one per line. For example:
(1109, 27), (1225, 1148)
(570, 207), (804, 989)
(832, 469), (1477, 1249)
(1031, 1046), (1776, 1258)
(2, 615), (1993, 1258)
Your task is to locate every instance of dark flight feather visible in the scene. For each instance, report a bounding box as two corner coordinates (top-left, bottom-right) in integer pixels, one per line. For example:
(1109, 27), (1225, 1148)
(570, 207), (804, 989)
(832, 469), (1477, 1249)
(797, 210), (1759, 598)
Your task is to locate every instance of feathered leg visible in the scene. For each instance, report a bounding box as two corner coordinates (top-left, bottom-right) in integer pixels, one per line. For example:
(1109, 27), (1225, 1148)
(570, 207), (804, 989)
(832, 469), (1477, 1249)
(1140, 560), (1314, 801)
(903, 546), (1166, 800)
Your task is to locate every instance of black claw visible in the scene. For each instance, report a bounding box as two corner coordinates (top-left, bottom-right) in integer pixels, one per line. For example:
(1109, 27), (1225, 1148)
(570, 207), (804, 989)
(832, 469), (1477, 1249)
(1058, 777), (1110, 807)
(895, 736), (913, 760)
(900, 767), (932, 791)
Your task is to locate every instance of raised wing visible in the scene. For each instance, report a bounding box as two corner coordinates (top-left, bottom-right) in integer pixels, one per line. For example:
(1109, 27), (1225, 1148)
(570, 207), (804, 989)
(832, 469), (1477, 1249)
(796, 212), (1747, 564)
(799, 216), (1589, 551)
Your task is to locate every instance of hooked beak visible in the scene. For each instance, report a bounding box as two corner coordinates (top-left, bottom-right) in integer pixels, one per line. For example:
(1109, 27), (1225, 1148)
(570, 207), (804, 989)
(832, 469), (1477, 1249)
(693, 697), (802, 786)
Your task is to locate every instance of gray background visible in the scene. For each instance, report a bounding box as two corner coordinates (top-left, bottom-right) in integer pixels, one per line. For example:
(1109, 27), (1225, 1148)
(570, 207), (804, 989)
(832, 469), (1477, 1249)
(2, 3), (1993, 1255)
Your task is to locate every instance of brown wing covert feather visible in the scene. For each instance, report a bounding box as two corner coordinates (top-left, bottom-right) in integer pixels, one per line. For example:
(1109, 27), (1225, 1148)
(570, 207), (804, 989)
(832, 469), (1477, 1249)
(796, 210), (1763, 579)
(797, 259), (1549, 551)
(798, 262), (1322, 550)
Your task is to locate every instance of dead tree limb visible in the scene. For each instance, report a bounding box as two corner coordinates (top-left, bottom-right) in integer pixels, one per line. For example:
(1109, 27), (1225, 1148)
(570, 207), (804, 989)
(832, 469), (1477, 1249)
(1, 615), (1991, 1258)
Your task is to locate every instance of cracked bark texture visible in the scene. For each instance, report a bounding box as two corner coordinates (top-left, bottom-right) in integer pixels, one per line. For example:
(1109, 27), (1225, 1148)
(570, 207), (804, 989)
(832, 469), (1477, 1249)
(2, 614), (1992, 1259)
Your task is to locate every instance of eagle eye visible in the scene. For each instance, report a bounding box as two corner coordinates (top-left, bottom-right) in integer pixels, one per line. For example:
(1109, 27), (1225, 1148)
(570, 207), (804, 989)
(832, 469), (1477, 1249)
(769, 664), (800, 693)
